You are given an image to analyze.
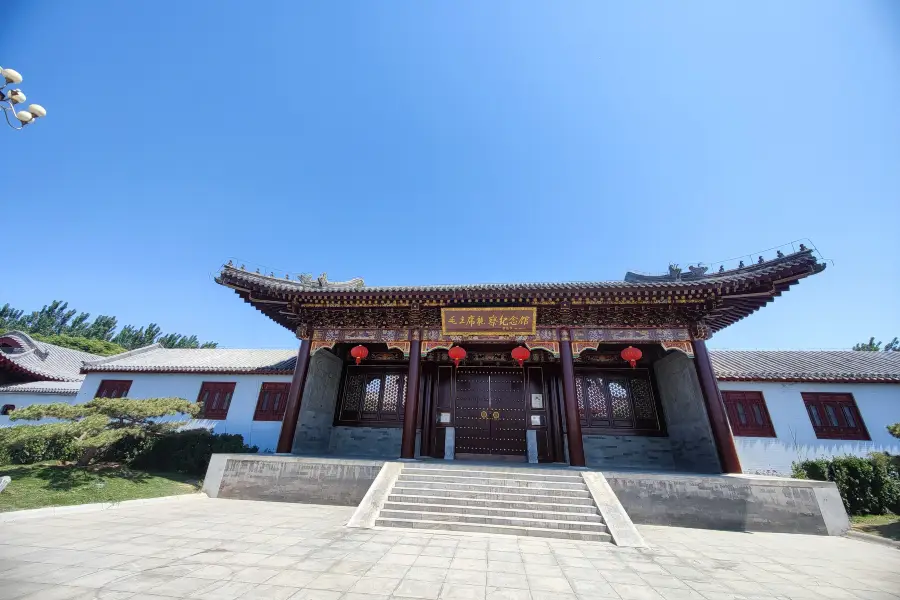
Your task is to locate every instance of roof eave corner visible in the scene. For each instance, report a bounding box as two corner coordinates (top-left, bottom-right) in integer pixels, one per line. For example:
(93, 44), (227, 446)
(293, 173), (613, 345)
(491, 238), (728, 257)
(81, 342), (165, 373)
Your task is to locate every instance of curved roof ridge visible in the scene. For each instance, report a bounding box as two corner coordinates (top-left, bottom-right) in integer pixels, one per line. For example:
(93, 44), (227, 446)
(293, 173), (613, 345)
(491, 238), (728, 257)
(82, 342), (164, 366)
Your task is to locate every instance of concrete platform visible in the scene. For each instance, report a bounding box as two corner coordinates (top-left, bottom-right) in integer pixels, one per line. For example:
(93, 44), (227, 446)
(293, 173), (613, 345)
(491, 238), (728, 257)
(203, 454), (850, 536)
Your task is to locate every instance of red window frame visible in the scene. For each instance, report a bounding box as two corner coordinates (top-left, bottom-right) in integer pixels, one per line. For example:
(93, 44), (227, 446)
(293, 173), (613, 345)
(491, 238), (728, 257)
(95, 380), (132, 399)
(802, 392), (870, 440)
(722, 391), (776, 437)
(198, 382), (235, 420)
(253, 382), (290, 421)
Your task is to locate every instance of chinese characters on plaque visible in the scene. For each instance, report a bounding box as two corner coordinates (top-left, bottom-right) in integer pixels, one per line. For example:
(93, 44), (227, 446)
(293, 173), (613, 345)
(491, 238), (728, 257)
(441, 307), (537, 336)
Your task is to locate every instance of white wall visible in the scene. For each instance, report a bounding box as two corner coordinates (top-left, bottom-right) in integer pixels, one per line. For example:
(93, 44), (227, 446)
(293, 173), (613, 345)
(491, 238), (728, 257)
(0, 393), (79, 427)
(78, 372), (292, 452)
(718, 381), (900, 475)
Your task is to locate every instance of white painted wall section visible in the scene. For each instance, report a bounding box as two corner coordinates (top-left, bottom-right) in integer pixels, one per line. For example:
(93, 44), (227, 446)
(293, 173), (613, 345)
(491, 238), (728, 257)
(718, 381), (900, 475)
(78, 372), (292, 451)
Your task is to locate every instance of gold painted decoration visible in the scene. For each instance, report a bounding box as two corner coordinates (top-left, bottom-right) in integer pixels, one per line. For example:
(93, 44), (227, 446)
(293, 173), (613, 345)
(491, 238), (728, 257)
(441, 307), (537, 336)
(310, 341), (337, 354)
(385, 341), (411, 357)
(661, 340), (695, 357)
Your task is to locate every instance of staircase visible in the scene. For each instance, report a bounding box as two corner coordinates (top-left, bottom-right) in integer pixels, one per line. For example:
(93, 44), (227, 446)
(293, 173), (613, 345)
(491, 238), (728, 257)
(374, 464), (611, 542)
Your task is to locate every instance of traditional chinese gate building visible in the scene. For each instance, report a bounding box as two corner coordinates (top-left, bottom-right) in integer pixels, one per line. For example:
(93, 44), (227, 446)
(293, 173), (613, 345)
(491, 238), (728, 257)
(216, 249), (825, 473)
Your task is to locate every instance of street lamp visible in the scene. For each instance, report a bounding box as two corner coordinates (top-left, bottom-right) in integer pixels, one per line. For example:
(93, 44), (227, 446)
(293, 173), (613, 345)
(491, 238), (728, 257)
(1, 66), (47, 130)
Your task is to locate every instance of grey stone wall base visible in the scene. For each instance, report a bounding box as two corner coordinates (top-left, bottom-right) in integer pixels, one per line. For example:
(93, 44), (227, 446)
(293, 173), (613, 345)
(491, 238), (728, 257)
(846, 529), (900, 549)
(582, 472), (646, 547)
(202, 453), (228, 498)
(444, 427), (455, 460)
(207, 454), (386, 506)
(526, 430), (538, 464)
(605, 471), (851, 536)
(347, 461), (404, 528)
(329, 426), (402, 458)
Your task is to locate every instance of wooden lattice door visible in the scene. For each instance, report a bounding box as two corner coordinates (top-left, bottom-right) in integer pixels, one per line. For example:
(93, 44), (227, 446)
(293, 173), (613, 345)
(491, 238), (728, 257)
(454, 368), (526, 457)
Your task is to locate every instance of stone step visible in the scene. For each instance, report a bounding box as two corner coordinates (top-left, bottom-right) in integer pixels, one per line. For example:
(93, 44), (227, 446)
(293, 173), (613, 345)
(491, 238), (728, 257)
(375, 517), (613, 542)
(397, 473), (587, 490)
(390, 481), (591, 498)
(379, 508), (608, 532)
(401, 467), (583, 484)
(382, 500), (604, 523)
(386, 493), (598, 513)
(390, 485), (593, 503)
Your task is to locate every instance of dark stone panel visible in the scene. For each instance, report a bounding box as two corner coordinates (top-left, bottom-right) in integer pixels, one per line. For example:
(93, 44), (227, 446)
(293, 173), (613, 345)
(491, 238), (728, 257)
(582, 434), (676, 470)
(329, 426), (402, 458)
(605, 473), (830, 534)
(217, 457), (383, 506)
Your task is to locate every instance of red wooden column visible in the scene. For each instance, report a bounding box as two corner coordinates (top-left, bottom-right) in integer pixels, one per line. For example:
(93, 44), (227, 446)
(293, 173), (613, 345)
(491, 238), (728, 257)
(559, 330), (586, 467)
(692, 338), (742, 474)
(400, 336), (422, 459)
(276, 339), (312, 454)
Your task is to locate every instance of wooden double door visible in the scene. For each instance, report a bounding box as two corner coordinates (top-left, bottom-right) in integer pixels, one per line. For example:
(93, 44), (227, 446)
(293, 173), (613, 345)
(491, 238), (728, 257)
(454, 368), (527, 458)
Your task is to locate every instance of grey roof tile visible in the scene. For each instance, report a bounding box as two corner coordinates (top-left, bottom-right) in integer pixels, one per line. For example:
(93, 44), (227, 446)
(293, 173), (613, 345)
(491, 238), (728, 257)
(0, 331), (102, 382)
(82, 345), (297, 374)
(0, 380), (81, 395)
(710, 350), (900, 383)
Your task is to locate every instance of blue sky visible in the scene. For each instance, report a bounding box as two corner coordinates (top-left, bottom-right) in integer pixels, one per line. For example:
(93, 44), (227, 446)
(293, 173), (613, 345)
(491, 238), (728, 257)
(3, 2), (898, 350)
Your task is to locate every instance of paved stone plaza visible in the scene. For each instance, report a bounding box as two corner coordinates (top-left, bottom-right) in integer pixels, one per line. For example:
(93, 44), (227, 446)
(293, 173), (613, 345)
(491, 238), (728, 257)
(1, 497), (898, 600)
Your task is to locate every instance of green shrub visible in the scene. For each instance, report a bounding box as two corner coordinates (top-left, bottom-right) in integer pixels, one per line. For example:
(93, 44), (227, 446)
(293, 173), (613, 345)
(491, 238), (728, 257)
(793, 453), (900, 515)
(0, 424), (78, 464)
(131, 430), (257, 476)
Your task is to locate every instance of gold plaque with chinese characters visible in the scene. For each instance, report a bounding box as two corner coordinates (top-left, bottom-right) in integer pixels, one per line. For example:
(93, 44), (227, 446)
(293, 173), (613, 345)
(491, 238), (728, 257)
(441, 307), (537, 336)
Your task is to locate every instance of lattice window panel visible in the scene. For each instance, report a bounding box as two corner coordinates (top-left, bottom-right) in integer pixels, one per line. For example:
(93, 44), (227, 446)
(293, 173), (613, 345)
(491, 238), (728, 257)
(608, 380), (633, 419)
(383, 374), (401, 412)
(630, 378), (655, 420)
(575, 377), (585, 418)
(585, 377), (608, 419)
(363, 378), (381, 413)
(342, 373), (365, 413)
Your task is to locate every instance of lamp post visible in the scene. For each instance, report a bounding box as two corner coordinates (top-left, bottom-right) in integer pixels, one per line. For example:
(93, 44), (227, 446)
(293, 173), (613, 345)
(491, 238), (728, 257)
(1, 67), (47, 130)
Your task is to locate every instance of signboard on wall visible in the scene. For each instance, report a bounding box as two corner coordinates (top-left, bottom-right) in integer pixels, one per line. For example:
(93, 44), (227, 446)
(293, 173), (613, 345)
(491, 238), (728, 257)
(441, 307), (537, 336)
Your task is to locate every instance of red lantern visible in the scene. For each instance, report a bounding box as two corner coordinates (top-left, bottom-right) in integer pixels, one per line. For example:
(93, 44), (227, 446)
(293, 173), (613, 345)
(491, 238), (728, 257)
(350, 345), (369, 365)
(621, 346), (642, 369)
(448, 345), (467, 367)
(511, 346), (530, 367)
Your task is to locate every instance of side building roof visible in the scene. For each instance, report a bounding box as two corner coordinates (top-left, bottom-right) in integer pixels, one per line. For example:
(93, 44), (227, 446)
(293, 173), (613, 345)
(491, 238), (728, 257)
(0, 330), (103, 383)
(78, 343), (900, 385)
(710, 350), (900, 383)
(81, 344), (297, 375)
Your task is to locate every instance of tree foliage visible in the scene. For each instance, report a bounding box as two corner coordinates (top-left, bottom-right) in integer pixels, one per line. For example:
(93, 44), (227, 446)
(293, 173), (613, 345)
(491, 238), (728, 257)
(889, 423), (900, 439)
(8, 397), (199, 466)
(0, 300), (218, 350)
(852, 336), (899, 352)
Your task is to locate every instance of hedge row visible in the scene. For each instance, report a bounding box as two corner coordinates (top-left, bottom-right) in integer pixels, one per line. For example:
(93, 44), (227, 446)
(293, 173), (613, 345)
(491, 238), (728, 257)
(0, 427), (257, 476)
(792, 453), (900, 516)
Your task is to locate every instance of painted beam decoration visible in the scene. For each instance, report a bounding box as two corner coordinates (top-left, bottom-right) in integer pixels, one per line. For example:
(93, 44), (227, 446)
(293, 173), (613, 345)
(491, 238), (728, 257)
(441, 307), (537, 337)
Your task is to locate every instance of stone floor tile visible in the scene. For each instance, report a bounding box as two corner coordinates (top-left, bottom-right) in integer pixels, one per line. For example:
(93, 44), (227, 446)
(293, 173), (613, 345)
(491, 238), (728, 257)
(286, 589), (342, 600)
(455, 550), (488, 561)
(190, 580), (258, 599)
(609, 583), (666, 599)
(348, 576), (402, 595)
(449, 558), (488, 572)
(526, 575), (573, 593)
(366, 563), (411, 579)
(392, 545), (425, 556)
(305, 573), (360, 592)
(487, 552), (522, 564)
(485, 588), (531, 600)
(0, 581), (50, 600)
(394, 579), (442, 599)
(406, 567), (448, 583)
(488, 561), (525, 575)
(444, 570), (487, 586)
(16, 586), (100, 600)
(527, 592), (576, 600)
(237, 584), (302, 599)
(519, 554), (556, 566)
(232, 566), (282, 583)
(107, 573), (181, 593)
(380, 554), (419, 566)
(568, 578), (619, 597)
(413, 555), (452, 569)
(486, 572), (528, 589)
(67, 569), (134, 588)
(652, 589), (706, 600)
(152, 575), (217, 597)
(420, 546), (456, 558)
(522, 564), (564, 578)
(639, 575), (689, 590)
(440, 583), (486, 600)
(329, 560), (376, 575)
(265, 570), (319, 588)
